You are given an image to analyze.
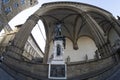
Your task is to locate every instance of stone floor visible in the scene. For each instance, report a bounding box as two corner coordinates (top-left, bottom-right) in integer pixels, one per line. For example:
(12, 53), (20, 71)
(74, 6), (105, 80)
(107, 69), (120, 80)
(0, 68), (15, 80)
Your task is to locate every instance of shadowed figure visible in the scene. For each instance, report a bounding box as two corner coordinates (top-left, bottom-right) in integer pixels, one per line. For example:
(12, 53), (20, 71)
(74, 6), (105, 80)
(55, 23), (62, 37)
(117, 16), (120, 20)
(54, 23), (66, 49)
(57, 44), (61, 56)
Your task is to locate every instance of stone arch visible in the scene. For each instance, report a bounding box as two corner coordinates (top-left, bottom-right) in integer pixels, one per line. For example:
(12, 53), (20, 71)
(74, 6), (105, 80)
(88, 11), (112, 34)
(19, 3), (101, 47)
(36, 3), (104, 46)
(10, 2), (108, 62)
(86, 9), (111, 19)
(36, 5), (85, 42)
(78, 35), (97, 46)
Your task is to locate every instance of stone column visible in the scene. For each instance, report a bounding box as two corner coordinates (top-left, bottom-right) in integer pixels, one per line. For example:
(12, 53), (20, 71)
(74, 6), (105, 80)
(14, 14), (39, 48)
(81, 12), (109, 57)
(7, 14), (39, 59)
(43, 40), (50, 63)
(107, 16), (120, 61)
(110, 16), (120, 37)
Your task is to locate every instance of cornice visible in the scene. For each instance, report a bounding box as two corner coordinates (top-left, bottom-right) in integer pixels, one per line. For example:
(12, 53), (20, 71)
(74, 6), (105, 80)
(41, 1), (112, 15)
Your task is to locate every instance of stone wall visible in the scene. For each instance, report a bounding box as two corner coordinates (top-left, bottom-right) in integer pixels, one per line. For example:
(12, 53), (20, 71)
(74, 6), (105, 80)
(2, 55), (48, 80)
(0, 51), (119, 80)
(67, 56), (116, 79)
(1, 54), (117, 80)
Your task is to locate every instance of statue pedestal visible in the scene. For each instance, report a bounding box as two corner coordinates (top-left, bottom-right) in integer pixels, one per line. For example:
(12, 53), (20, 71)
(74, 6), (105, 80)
(48, 40), (67, 79)
(48, 34), (67, 79)
(48, 63), (67, 79)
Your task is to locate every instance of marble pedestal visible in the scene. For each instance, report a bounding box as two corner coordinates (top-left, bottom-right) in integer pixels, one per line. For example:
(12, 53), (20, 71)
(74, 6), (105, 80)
(48, 63), (67, 79)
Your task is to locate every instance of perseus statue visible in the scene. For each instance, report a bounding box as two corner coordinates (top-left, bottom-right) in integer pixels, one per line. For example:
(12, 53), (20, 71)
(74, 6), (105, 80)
(54, 22), (66, 49)
(55, 22), (62, 37)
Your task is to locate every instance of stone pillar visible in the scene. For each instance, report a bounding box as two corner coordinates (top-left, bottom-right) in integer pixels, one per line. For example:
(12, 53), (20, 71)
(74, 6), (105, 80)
(43, 25), (51, 63)
(13, 14), (39, 48)
(81, 12), (108, 57)
(110, 16), (120, 37)
(108, 16), (120, 61)
(6, 14), (39, 59)
(43, 40), (50, 63)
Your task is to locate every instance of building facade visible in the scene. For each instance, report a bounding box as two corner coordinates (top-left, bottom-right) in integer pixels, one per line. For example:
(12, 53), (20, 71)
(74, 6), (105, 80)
(0, 0), (38, 31)
(0, 25), (43, 62)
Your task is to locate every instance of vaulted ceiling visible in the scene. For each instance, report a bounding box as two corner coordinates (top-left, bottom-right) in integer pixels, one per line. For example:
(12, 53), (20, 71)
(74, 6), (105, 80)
(38, 2), (113, 46)
(41, 8), (91, 42)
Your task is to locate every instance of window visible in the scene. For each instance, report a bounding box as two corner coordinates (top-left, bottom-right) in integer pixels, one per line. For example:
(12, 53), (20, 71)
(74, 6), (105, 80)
(13, 3), (19, 8)
(5, 7), (12, 15)
(2, 0), (10, 4)
(21, 0), (25, 5)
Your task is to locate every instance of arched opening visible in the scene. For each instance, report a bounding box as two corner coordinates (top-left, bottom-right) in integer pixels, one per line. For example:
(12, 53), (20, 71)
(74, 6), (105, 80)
(64, 37), (97, 62)
(22, 19), (46, 61)
(31, 20), (46, 52)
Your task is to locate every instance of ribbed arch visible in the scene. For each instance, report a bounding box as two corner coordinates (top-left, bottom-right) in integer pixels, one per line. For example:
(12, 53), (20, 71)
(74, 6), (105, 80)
(88, 11), (112, 33)
(38, 7), (84, 41)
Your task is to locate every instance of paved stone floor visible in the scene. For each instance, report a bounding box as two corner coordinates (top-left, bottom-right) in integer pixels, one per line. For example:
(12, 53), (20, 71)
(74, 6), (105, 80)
(107, 69), (120, 80)
(0, 68), (15, 80)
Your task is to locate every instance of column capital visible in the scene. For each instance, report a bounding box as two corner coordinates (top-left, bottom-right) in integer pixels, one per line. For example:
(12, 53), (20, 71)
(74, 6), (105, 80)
(27, 14), (39, 23)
